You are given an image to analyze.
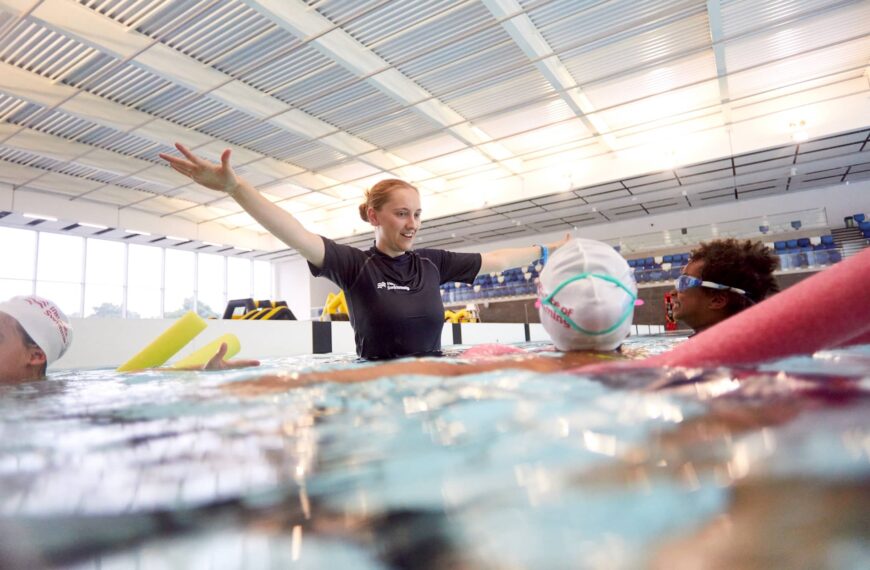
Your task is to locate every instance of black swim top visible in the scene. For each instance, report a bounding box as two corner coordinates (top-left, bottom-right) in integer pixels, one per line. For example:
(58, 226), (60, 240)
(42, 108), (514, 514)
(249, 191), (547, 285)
(309, 237), (481, 360)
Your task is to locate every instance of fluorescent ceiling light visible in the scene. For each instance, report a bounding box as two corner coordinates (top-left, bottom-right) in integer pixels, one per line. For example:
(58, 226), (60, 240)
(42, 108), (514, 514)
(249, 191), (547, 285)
(127, 229), (150, 236)
(23, 213), (57, 222)
(166, 235), (188, 241)
(203, 241), (222, 247)
(79, 222), (108, 229)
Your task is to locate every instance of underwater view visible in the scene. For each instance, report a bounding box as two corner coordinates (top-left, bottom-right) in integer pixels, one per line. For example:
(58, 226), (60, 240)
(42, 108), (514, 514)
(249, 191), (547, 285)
(1, 335), (868, 569)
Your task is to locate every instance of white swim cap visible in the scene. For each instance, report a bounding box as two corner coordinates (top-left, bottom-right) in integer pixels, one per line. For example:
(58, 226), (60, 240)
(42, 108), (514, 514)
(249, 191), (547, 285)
(0, 295), (73, 364)
(537, 238), (637, 352)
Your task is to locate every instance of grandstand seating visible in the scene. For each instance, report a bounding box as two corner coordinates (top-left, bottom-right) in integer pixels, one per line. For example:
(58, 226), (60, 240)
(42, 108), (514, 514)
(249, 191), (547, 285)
(442, 229), (849, 305)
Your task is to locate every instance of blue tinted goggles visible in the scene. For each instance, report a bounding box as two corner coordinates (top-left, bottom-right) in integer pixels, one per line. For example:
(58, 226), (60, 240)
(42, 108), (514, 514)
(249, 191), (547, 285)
(674, 274), (750, 299)
(541, 272), (637, 336)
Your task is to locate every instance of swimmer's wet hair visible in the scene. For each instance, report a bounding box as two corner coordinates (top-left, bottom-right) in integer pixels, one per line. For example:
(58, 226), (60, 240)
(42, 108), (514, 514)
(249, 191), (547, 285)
(358, 179), (418, 222)
(690, 238), (780, 315)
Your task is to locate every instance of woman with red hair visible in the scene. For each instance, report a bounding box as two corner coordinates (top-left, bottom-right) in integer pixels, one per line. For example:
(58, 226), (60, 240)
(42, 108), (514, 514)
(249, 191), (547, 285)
(161, 144), (566, 360)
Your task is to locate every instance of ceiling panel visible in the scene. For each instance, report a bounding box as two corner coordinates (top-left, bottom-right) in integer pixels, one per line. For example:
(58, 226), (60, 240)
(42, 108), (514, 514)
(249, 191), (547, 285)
(0, 0), (866, 254)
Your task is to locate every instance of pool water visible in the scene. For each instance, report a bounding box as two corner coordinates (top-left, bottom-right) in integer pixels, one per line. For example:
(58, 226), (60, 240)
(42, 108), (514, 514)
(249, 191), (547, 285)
(1, 336), (868, 569)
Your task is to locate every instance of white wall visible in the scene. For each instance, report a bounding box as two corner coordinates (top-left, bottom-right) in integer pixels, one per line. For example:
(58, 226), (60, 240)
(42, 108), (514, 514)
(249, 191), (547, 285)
(274, 257), (314, 320)
(55, 317), (315, 370)
(461, 180), (870, 254)
(0, 184), (276, 251)
(53, 319), (674, 370)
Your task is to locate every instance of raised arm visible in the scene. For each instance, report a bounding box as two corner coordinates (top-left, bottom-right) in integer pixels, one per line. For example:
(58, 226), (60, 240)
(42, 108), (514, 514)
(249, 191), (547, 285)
(478, 233), (570, 274)
(159, 143), (326, 267)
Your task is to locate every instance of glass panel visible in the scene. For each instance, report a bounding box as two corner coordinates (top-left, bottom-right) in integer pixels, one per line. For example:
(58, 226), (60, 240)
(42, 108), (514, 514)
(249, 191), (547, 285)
(196, 254), (225, 318)
(0, 227), (36, 280)
(0, 278), (33, 299)
(227, 257), (252, 300)
(85, 239), (125, 285)
(127, 244), (162, 289)
(84, 284), (125, 318)
(253, 261), (272, 300)
(164, 249), (196, 318)
(37, 233), (84, 283)
(126, 286), (161, 319)
(35, 281), (82, 317)
(84, 239), (126, 318)
(127, 245), (162, 319)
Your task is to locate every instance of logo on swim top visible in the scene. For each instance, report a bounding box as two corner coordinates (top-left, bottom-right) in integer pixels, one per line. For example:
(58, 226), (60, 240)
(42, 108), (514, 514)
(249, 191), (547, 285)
(377, 281), (410, 292)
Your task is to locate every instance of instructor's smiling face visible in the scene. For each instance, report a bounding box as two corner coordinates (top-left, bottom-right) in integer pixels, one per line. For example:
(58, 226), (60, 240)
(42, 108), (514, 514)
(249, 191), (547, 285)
(372, 186), (421, 257)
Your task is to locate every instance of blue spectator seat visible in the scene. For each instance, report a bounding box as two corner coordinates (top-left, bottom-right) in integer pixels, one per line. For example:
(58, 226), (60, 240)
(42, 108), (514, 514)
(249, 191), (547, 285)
(829, 250), (842, 263)
(663, 255), (673, 263)
(821, 235), (834, 246)
(854, 213), (866, 223)
(774, 241), (787, 251)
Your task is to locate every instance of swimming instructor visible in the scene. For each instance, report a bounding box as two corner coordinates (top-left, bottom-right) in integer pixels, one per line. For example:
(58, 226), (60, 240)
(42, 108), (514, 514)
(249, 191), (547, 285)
(160, 143), (567, 360)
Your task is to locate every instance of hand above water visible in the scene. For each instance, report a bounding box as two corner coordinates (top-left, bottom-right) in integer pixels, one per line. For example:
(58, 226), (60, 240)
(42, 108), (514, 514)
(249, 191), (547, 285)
(203, 342), (260, 371)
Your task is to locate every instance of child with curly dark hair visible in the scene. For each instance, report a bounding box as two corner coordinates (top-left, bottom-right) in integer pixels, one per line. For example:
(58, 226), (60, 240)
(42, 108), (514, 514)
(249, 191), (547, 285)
(672, 239), (779, 333)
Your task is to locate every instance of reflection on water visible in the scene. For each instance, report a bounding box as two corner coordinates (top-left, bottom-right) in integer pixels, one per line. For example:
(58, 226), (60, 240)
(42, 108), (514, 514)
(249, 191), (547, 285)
(1, 337), (868, 569)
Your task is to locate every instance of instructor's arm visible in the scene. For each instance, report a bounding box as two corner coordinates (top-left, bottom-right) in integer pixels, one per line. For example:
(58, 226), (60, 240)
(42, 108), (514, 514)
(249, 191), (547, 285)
(159, 143), (325, 267)
(478, 233), (570, 274)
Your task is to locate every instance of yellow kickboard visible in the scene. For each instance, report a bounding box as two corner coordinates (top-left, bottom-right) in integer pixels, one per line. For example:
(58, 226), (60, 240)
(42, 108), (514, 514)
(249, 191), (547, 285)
(170, 333), (241, 369)
(117, 311), (207, 372)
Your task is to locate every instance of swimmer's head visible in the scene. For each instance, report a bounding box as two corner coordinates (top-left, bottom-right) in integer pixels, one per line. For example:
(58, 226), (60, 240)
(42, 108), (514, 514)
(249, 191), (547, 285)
(358, 179), (419, 223)
(0, 295), (73, 379)
(360, 179), (422, 257)
(537, 239), (637, 352)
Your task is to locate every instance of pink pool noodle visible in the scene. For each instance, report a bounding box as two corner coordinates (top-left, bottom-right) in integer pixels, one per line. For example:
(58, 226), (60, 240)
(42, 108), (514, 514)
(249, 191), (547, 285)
(642, 247), (870, 368)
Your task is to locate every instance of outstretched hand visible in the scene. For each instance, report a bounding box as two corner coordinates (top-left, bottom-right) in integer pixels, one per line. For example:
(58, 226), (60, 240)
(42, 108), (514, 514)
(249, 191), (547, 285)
(548, 232), (571, 252)
(203, 342), (261, 371)
(159, 143), (240, 195)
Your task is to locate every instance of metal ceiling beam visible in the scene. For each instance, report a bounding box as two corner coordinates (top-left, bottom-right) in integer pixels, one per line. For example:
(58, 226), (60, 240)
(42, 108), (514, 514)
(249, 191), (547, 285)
(0, 122), (184, 191)
(481, 0), (618, 153)
(0, 63), (307, 181)
(705, 0), (732, 125)
(5, 0), (439, 187)
(239, 0), (525, 176)
(0, 62), (333, 215)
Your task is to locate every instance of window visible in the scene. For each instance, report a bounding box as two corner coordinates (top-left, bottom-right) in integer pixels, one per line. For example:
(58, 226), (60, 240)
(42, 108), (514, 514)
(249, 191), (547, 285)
(84, 239), (125, 318)
(0, 227), (36, 299)
(164, 249), (195, 317)
(127, 244), (162, 318)
(227, 257), (252, 301)
(253, 260), (272, 300)
(35, 233), (84, 317)
(196, 253), (225, 318)
(0, 227), (273, 321)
